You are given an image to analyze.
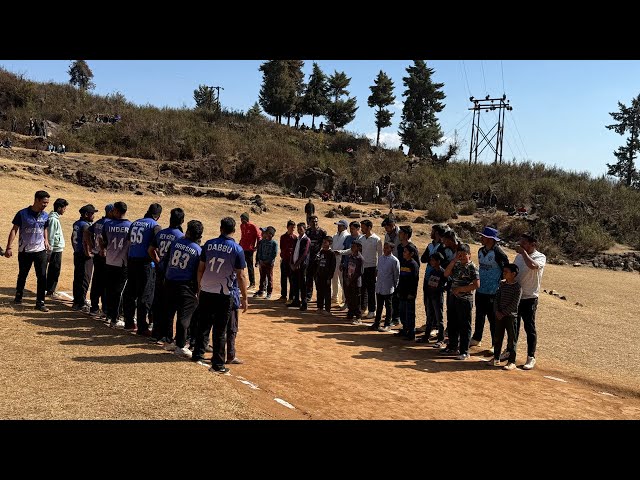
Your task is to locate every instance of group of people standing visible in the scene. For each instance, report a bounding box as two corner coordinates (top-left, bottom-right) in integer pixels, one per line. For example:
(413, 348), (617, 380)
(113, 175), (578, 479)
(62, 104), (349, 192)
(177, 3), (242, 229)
(5, 190), (546, 375)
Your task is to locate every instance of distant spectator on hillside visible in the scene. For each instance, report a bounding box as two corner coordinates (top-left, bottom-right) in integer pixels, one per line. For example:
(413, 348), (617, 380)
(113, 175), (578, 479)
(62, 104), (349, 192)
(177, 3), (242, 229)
(305, 198), (315, 226)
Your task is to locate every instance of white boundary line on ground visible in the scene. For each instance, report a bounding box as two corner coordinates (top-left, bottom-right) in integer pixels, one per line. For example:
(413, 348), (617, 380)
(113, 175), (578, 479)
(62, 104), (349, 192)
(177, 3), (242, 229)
(274, 398), (296, 409)
(599, 392), (616, 397)
(56, 291), (74, 301)
(543, 375), (568, 383)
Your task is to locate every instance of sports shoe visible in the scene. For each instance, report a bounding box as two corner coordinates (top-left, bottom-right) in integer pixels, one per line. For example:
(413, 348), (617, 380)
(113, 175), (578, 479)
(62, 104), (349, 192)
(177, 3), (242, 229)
(175, 346), (192, 358)
(469, 339), (482, 347)
(390, 319), (400, 327)
(499, 350), (510, 361)
(351, 319), (362, 325)
(439, 348), (458, 355)
(366, 312), (376, 319)
(322, 310), (332, 316)
(205, 344), (214, 353)
(13, 295), (23, 304)
(368, 323), (380, 331)
(523, 356), (536, 370)
(81, 305), (91, 313)
(51, 292), (64, 299)
(490, 358), (501, 367)
(124, 325), (137, 332)
(210, 366), (231, 375)
(456, 353), (470, 360)
(265, 293), (272, 299)
(340, 304), (349, 311)
(378, 325), (391, 332)
(415, 336), (429, 343)
(163, 341), (176, 351)
(433, 341), (445, 349)
(110, 319), (125, 328)
(288, 301), (301, 308)
(253, 291), (264, 298)
(89, 308), (101, 316)
(156, 337), (169, 346)
(278, 295), (287, 302)
(300, 304), (307, 311)
(226, 358), (243, 364)
(503, 362), (517, 371)
(430, 329), (438, 338)
(84, 299), (92, 307)
(71, 304), (83, 311)
(137, 329), (152, 337)
(35, 303), (49, 312)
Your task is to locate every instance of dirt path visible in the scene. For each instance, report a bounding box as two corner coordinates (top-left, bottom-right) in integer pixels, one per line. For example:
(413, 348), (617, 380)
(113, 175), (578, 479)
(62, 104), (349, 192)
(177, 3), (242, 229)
(1, 157), (639, 419)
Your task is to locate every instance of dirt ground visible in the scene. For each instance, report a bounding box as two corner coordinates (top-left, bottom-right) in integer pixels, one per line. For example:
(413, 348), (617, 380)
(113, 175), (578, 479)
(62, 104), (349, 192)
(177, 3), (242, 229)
(1, 154), (639, 419)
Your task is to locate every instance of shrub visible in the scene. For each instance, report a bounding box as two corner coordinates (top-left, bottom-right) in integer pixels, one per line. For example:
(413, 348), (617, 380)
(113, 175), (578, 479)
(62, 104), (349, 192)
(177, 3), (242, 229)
(428, 195), (456, 222)
(458, 200), (476, 215)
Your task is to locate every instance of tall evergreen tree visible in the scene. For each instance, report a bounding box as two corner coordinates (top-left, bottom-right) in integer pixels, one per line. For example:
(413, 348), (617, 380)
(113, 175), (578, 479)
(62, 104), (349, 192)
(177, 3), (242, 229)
(398, 60), (445, 158)
(284, 60), (305, 126)
(367, 70), (396, 147)
(606, 95), (640, 188)
(247, 101), (264, 120)
(326, 71), (358, 129)
(302, 62), (329, 129)
(193, 85), (216, 110)
(258, 60), (296, 124)
(68, 60), (95, 91)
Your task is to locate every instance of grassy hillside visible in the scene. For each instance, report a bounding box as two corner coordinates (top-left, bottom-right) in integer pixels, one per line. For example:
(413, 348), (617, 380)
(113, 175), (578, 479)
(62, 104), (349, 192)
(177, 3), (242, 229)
(1, 67), (639, 256)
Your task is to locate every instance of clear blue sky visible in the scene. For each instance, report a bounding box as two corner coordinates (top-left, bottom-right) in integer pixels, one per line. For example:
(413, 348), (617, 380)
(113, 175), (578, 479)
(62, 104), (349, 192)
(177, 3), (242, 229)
(2, 59), (638, 177)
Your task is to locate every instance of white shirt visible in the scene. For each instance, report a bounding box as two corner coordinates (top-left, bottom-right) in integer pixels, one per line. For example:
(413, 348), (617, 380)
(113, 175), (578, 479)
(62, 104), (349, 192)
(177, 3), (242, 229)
(332, 229), (348, 251)
(514, 250), (546, 299)
(360, 233), (383, 268)
(293, 234), (307, 263)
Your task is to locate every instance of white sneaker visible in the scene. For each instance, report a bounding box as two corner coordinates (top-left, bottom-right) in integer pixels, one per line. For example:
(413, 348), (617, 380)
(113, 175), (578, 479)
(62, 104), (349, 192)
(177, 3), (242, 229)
(84, 299), (92, 307)
(175, 346), (192, 358)
(499, 350), (510, 361)
(366, 312), (376, 319)
(503, 362), (517, 371)
(490, 358), (501, 366)
(340, 304), (349, 311)
(456, 353), (469, 361)
(110, 319), (125, 328)
(523, 356), (536, 370)
(51, 292), (64, 299)
(469, 339), (481, 347)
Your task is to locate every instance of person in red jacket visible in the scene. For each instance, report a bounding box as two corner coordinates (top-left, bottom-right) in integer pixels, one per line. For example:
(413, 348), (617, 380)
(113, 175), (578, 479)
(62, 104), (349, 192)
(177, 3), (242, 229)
(239, 212), (261, 289)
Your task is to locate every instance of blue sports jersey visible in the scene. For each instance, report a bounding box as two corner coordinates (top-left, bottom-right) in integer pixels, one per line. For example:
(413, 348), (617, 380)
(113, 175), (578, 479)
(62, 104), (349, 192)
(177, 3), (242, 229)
(199, 235), (246, 295)
(88, 217), (108, 254)
(102, 218), (132, 267)
(153, 227), (184, 271)
(165, 237), (202, 282)
(128, 217), (158, 259)
(12, 207), (49, 253)
(477, 246), (509, 295)
(71, 219), (91, 254)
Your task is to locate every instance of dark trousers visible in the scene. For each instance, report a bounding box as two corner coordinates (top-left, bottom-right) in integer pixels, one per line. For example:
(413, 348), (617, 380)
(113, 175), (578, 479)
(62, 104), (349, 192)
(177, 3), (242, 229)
(258, 261), (274, 294)
(315, 275), (332, 311)
(391, 291), (400, 322)
(193, 291), (232, 370)
(374, 293), (392, 326)
(494, 314), (516, 363)
(445, 291), (454, 336)
(361, 267), (376, 313)
(399, 296), (416, 338)
(472, 292), (496, 343)
(72, 253), (92, 307)
(448, 295), (473, 354)
(346, 283), (361, 317)
(163, 280), (198, 348)
(425, 292), (445, 341)
(280, 260), (293, 299)
(150, 268), (166, 339)
(515, 297), (538, 358)
(105, 265), (127, 322)
(305, 256), (319, 301)
(290, 265), (307, 305)
(16, 250), (47, 304)
(46, 251), (62, 294)
(123, 258), (155, 332)
(244, 250), (255, 285)
(90, 254), (107, 311)
(227, 309), (238, 361)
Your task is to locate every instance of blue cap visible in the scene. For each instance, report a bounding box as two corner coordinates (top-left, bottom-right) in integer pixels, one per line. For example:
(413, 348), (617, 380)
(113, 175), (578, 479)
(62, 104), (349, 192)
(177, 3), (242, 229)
(105, 203), (115, 213)
(334, 219), (349, 228)
(479, 226), (501, 242)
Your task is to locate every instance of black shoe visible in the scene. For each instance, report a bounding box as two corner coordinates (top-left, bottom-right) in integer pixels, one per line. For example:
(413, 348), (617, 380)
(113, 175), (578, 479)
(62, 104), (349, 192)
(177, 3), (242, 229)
(210, 366), (230, 375)
(204, 344), (213, 353)
(35, 303), (49, 312)
(415, 336), (429, 343)
(394, 331), (405, 337)
(368, 323), (380, 331)
(390, 319), (400, 327)
(300, 303), (307, 311)
(13, 296), (22, 305)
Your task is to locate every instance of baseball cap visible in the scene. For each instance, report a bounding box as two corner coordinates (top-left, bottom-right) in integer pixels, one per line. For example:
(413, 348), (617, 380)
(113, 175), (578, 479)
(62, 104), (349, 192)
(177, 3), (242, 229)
(79, 204), (98, 215)
(335, 219), (348, 228)
(104, 203), (114, 213)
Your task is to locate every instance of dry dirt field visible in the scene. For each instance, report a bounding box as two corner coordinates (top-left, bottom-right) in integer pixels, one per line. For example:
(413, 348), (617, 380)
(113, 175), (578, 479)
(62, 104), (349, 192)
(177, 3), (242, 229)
(1, 152), (639, 419)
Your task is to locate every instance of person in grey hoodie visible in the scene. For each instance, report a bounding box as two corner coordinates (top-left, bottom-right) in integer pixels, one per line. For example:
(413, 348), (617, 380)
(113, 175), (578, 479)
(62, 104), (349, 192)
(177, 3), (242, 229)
(46, 198), (69, 297)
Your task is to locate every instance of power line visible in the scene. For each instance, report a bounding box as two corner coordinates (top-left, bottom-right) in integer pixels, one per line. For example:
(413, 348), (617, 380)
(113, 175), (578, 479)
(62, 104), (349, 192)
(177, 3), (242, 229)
(443, 110), (472, 139)
(460, 61), (472, 97)
(481, 61), (487, 94)
(503, 116), (524, 160)
(508, 110), (529, 160)
(500, 60), (505, 94)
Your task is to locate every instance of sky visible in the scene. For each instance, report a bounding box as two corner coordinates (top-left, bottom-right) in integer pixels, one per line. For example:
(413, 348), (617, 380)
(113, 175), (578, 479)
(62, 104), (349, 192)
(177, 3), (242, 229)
(1, 59), (639, 177)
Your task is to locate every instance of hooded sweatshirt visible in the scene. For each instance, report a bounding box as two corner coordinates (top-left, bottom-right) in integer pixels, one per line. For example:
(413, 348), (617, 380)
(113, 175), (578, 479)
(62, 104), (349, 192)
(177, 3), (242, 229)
(47, 211), (65, 252)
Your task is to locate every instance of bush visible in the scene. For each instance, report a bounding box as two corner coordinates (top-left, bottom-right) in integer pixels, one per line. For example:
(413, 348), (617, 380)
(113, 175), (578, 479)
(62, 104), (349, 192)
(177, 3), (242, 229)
(458, 200), (476, 215)
(572, 224), (614, 256)
(428, 195), (456, 222)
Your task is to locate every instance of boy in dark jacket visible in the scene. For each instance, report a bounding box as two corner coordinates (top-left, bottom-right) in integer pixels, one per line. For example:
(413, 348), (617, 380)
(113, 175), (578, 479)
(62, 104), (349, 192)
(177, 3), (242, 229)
(345, 240), (364, 323)
(255, 226), (278, 299)
(417, 252), (447, 346)
(315, 236), (336, 315)
(396, 245), (420, 340)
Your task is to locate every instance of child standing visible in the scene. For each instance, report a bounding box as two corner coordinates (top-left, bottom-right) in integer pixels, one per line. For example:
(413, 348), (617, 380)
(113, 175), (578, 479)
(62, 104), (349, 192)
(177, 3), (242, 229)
(370, 241), (400, 332)
(442, 243), (480, 360)
(395, 244), (419, 340)
(417, 252), (446, 347)
(492, 264), (522, 370)
(315, 236), (336, 315)
(255, 226), (278, 299)
(345, 240), (364, 324)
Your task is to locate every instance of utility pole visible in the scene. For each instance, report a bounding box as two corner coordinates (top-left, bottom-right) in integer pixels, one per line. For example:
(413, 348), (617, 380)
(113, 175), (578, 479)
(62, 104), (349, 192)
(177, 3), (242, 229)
(210, 85), (224, 117)
(468, 94), (513, 165)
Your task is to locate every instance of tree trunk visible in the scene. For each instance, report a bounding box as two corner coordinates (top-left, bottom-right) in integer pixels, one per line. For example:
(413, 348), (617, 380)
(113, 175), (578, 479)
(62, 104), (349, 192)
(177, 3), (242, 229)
(376, 127), (380, 148)
(287, 114), (291, 126)
(312, 115), (316, 129)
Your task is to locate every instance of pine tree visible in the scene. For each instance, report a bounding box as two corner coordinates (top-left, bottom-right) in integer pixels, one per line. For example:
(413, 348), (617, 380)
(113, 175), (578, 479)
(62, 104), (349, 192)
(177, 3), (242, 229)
(193, 85), (216, 111)
(247, 102), (264, 120)
(367, 70), (396, 147)
(285, 60), (305, 126)
(302, 62), (329, 129)
(68, 60), (95, 91)
(326, 71), (358, 129)
(606, 95), (640, 188)
(258, 60), (296, 124)
(398, 60), (445, 158)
